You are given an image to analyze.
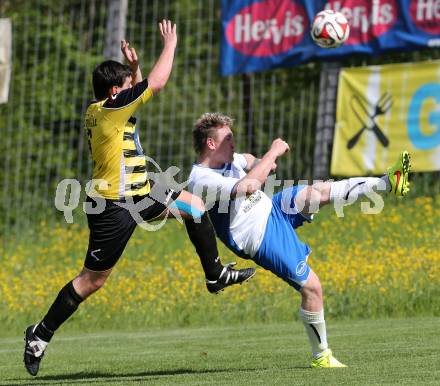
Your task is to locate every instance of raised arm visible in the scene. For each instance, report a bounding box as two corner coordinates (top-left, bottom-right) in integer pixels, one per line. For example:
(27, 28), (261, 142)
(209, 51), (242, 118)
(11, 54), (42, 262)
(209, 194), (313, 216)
(147, 20), (177, 93)
(243, 153), (278, 173)
(242, 153), (258, 171)
(233, 139), (289, 197)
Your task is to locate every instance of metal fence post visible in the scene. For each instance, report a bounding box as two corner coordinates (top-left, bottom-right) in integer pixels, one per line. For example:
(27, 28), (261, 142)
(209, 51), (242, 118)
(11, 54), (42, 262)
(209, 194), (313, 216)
(104, 0), (128, 61)
(313, 62), (341, 180)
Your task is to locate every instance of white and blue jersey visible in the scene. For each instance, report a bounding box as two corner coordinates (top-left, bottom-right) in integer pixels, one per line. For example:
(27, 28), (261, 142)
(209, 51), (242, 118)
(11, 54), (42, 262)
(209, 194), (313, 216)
(188, 153), (312, 291)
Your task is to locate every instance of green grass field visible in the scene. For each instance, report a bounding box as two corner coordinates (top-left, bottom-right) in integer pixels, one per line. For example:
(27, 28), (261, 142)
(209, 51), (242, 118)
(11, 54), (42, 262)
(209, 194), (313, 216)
(1, 317), (439, 385)
(2, 194), (439, 336)
(1, 195), (439, 384)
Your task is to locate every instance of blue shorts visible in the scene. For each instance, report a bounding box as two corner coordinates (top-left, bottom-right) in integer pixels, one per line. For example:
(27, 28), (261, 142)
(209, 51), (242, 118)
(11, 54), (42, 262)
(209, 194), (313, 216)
(253, 186), (312, 291)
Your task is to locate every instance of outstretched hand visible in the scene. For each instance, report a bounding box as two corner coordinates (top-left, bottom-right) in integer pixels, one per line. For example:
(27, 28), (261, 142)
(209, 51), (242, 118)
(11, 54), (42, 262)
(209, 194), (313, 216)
(158, 20), (177, 48)
(120, 40), (139, 70)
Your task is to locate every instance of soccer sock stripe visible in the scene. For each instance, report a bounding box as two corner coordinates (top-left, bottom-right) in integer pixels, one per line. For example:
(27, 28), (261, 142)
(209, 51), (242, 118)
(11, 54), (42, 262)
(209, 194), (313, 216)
(300, 308), (328, 358)
(330, 176), (389, 203)
(309, 324), (322, 344)
(344, 181), (366, 201)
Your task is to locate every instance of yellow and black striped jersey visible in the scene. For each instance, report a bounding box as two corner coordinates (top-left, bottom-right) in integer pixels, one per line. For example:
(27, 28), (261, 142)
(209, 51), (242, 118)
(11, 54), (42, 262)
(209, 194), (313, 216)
(84, 79), (153, 200)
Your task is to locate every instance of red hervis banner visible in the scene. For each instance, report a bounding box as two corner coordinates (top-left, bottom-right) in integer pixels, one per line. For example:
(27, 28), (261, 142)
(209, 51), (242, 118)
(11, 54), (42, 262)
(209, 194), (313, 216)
(221, 0), (440, 75)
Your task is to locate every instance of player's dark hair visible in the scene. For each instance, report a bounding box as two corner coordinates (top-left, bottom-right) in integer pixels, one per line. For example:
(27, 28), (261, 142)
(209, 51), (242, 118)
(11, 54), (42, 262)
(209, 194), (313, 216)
(193, 112), (234, 154)
(92, 60), (132, 100)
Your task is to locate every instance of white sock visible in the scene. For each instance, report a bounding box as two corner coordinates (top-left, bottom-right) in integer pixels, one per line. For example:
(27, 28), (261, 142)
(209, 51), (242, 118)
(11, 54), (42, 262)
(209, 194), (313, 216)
(330, 176), (390, 204)
(300, 308), (328, 358)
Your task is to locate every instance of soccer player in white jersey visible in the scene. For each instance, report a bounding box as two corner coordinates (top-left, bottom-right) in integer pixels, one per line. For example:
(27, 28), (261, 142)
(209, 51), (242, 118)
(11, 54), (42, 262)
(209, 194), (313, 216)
(187, 112), (411, 368)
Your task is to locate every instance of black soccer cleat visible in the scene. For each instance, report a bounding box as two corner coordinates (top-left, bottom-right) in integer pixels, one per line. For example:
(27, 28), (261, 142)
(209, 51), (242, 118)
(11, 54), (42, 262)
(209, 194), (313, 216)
(206, 262), (256, 294)
(24, 325), (48, 376)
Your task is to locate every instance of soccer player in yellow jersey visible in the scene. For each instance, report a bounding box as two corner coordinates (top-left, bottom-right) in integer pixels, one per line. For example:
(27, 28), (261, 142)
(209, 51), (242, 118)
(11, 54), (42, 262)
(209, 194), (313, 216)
(23, 20), (255, 377)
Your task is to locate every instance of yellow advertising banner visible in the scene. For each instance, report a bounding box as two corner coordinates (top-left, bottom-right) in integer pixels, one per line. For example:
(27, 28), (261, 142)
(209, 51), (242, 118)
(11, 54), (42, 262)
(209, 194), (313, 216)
(331, 60), (440, 176)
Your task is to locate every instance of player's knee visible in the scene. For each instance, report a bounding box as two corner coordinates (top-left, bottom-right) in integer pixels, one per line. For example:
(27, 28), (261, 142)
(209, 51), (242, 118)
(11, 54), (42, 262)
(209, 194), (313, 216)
(301, 274), (323, 302)
(306, 188), (322, 213)
(296, 187), (321, 214)
(88, 275), (107, 292)
(77, 272), (109, 297)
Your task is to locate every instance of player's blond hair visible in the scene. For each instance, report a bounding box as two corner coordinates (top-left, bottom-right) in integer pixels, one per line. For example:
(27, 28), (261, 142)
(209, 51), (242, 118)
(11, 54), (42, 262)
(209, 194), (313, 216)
(192, 112), (234, 154)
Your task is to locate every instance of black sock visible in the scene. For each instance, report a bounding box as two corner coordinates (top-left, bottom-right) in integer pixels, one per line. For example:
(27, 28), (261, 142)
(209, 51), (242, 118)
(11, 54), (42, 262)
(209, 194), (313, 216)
(34, 281), (83, 342)
(184, 212), (223, 280)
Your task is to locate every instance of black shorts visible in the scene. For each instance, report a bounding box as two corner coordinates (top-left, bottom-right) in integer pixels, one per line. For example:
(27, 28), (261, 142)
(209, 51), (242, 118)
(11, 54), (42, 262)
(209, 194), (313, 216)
(84, 182), (180, 271)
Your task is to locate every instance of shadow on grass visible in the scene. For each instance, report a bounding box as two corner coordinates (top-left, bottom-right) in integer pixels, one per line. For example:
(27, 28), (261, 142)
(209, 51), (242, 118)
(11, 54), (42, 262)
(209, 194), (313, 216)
(7, 366), (310, 385)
